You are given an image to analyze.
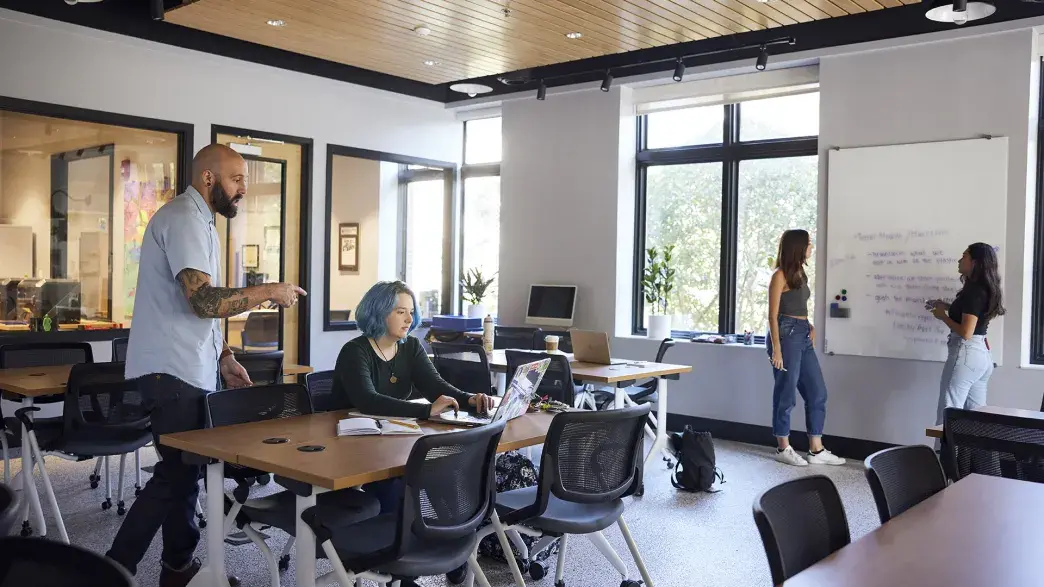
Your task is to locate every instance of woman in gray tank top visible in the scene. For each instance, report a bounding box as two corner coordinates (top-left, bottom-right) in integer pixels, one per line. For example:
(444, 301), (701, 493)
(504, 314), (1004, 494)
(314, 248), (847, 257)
(766, 229), (845, 467)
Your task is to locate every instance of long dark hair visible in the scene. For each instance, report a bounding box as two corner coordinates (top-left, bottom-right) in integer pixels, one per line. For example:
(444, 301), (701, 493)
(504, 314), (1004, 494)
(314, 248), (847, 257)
(775, 229), (810, 290)
(962, 242), (1005, 321)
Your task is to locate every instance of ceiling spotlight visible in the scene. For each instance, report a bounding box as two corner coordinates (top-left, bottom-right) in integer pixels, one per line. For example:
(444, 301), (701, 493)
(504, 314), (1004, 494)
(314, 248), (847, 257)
(414, 25), (432, 36)
(925, 0), (994, 24)
(673, 58), (685, 82)
(64, 0), (105, 5)
(565, 32), (583, 39)
(755, 45), (768, 71)
(150, 0), (164, 21)
(450, 83), (494, 98)
(266, 19), (286, 27)
(537, 80), (547, 101)
(423, 60), (440, 66)
(600, 70), (613, 92)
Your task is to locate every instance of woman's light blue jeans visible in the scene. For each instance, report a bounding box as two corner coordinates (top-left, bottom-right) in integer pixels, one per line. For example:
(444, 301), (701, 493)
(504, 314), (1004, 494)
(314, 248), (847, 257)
(936, 334), (994, 426)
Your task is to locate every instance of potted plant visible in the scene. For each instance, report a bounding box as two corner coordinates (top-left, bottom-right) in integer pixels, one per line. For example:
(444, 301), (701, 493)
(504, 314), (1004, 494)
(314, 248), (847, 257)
(642, 245), (676, 340)
(460, 268), (496, 318)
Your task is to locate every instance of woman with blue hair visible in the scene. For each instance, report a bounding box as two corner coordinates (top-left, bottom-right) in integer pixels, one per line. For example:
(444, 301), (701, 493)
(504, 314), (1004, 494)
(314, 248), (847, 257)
(332, 280), (491, 420)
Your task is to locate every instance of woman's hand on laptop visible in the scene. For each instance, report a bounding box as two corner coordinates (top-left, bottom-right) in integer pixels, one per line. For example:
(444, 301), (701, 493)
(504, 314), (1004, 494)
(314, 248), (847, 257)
(429, 395), (460, 418)
(469, 393), (492, 415)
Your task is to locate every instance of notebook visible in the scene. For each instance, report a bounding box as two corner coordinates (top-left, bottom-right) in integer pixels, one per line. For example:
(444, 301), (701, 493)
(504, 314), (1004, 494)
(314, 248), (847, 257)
(336, 417), (422, 436)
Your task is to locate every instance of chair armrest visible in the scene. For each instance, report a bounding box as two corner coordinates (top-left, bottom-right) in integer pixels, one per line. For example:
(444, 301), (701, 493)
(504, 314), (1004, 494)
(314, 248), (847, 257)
(663, 373), (681, 381)
(274, 475), (313, 497)
(300, 505), (333, 543)
(13, 407), (40, 432)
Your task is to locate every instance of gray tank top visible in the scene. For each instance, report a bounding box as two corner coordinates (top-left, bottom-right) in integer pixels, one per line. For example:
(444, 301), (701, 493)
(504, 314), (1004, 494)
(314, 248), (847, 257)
(779, 282), (810, 317)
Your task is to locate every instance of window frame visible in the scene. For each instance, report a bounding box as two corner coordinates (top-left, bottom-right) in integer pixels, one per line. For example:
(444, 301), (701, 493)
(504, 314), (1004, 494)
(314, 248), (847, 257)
(632, 100), (819, 337)
(1030, 59), (1044, 364)
(322, 144), (457, 331)
(458, 118), (502, 315)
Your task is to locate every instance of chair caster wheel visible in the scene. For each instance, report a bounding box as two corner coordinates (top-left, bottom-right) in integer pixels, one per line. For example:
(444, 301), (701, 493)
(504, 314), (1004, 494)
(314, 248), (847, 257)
(197, 513), (207, 529)
(101, 498), (112, 511)
(228, 575), (240, 586)
(90, 481), (99, 489)
(134, 485), (142, 496)
(446, 563), (467, 584)
(620, 581), (643, 587)
(514, 557), (530, 574)
(664, 459), (675, 468)
(555, 581), (565, 587)
(89, 474), (100, 489)
(117, 501), (126, 516)
(634, 483), (645, 497)
(530, 562), (547, 580)
(278, 555), (290, 572)
(257, 474), (271, 485)
(20, 521), (31, 537)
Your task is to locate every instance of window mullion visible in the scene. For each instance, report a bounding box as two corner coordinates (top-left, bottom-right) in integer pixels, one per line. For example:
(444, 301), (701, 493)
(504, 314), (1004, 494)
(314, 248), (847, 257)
(719, 104), (740, 335)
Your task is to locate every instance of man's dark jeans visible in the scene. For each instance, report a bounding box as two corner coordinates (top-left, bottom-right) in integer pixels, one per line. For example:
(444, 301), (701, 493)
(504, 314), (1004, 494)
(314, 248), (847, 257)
(106, 373), (209, 574)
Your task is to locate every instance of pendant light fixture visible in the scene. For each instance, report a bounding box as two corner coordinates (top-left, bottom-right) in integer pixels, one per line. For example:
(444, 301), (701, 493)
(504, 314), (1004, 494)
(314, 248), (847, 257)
(925, 0), (995, 25)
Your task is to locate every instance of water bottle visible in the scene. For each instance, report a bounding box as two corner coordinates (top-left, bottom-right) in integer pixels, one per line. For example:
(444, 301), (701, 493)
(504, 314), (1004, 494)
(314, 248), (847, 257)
(482, 314), (494, 355)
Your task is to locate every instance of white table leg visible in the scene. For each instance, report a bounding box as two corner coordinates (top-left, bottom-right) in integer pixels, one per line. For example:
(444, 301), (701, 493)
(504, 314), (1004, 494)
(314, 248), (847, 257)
(645, 378), (669, 465)
(188, 462), (230, 587)
(20, 397), (45, 536)
(296, 491), (318, 587)
(614, 386), (625, 409)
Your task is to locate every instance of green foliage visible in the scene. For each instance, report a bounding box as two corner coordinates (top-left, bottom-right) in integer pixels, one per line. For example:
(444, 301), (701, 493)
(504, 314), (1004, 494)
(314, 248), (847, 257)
(460, 267), (496, 305)
(642, 245), (677, 315)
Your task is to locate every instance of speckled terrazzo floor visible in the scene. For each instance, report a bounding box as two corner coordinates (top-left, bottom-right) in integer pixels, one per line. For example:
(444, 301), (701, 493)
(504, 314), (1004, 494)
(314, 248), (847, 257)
(7, 439), (882, 587)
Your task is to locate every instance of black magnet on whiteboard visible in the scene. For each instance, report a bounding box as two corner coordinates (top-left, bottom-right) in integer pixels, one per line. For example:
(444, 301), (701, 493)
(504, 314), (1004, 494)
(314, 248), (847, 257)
(981, 134), (993, 140)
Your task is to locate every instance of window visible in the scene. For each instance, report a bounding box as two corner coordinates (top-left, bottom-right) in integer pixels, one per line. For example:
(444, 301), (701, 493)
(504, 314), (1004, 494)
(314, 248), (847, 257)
(0, 100), (188, 333)
(635, 92), (820, 336)
(403, 171), (448, 319)
(1031, 60), (1044, 364)
(461, 117), (502, 317)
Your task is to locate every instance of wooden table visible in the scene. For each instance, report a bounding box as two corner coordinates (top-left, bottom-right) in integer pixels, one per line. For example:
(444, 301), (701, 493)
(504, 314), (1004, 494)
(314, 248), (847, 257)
(162, 410), (557, 587)
(924, 405), (1044, 439)
(781, 474), (1044, 587)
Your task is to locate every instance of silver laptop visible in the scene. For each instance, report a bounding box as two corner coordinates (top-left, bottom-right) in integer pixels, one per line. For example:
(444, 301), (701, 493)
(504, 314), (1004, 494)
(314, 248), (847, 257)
(433, 358), (551, 427)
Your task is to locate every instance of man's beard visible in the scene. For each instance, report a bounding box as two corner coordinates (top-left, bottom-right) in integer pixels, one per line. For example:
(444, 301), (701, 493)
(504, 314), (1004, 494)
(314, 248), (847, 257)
(212, 182), (240, 219)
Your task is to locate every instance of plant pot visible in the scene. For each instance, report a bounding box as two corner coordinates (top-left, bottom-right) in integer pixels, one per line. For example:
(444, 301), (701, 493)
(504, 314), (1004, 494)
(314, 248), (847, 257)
(647, 315), (672, 341)
(467, 304), (486, 319)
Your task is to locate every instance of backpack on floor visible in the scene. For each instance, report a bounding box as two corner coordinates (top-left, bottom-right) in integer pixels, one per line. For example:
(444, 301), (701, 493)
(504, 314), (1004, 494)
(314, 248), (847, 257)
(669, 426), (724, 493)
(477, 451), (560, 565)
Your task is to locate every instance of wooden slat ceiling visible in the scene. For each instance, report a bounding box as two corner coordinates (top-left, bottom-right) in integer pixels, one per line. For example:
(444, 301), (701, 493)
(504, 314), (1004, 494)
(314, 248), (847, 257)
(166, 0), (914, 85)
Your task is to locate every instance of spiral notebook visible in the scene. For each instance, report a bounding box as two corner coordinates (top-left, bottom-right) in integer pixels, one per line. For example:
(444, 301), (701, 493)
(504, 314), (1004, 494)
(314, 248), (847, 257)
(336, 417), (422, 436)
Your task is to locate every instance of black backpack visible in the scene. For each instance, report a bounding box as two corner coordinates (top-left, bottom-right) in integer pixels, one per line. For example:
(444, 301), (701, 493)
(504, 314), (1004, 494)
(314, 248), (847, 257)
(669, 426), (724, 493)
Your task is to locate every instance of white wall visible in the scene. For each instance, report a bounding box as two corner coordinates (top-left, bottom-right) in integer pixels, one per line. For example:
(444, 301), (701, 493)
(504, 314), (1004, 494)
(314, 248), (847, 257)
(0, 9), (462, 369)
(499, 28), (1044, 446)
(328, 156), (380, 315)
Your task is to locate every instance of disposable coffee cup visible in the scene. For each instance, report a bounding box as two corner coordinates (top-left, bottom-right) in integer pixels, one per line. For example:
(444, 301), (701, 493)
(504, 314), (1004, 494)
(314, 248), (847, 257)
(545, 335), (560, 353)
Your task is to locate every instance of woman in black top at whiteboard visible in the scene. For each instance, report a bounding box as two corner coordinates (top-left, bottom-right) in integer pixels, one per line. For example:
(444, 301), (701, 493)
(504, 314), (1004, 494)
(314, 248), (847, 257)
(929, 243), (1004, 427)
(767, 230), (846, 467)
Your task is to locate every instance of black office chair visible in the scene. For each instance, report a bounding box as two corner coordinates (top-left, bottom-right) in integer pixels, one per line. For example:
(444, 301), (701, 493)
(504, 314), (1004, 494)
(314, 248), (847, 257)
(206, 384), (380, 582)
(302, 421), (506, 587)
(230, 351), (283, 386)
(864, 445), (947, 523)
(431, 342), (496, 396)
(942, 407), (1044, 483)
(593, 338), (679, 411)
(487, 406), (651, 587)
(495, 326), (542, 350)
(0, 482), (20, 536)
(0, 342), (93, 535)
(305, 370), (351, 413)
(111, 337), (128, 362)
(16, 362), (152, 520)
(752, 475), (851, 585)
(0, 537), (136, 586)
(240, 311), (280, 350)
(505, 350), (579, 406)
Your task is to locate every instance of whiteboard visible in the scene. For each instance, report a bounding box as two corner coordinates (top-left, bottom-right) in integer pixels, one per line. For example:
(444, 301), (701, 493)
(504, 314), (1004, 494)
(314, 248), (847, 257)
(824, 138), (1007, 363)
(0, 226), (33, 278)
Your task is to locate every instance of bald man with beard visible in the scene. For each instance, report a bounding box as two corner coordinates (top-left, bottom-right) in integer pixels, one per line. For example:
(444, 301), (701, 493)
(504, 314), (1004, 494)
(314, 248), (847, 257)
(106, 144), (306, 586)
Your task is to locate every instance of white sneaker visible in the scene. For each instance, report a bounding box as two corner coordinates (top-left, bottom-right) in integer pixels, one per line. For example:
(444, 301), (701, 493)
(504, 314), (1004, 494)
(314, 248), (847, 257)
(775, 446), (808, 467)
(806, 449), (846, 466)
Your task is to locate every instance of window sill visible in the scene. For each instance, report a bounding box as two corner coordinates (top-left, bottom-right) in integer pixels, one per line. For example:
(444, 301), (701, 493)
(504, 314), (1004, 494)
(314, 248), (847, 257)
(616, 333), (767, 350)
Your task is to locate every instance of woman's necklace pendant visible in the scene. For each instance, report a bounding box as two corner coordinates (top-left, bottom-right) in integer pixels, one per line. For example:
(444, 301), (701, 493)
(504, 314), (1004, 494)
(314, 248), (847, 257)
(390, 375), (398, 384)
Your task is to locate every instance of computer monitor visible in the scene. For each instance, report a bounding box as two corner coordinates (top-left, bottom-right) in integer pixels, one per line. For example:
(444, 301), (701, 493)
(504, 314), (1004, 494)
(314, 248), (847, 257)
(525, 284), (577, 328)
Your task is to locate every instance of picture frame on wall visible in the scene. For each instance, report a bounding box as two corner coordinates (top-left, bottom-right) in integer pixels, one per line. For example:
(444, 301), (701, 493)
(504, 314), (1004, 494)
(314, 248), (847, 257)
(339, 223), (359, 272)
(242, 244), (260, 269)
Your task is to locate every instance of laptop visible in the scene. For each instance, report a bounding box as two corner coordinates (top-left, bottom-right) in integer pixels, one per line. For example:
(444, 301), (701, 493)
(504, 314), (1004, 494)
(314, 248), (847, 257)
(569, 329), (625, 366)
(433, 358), (551, 427)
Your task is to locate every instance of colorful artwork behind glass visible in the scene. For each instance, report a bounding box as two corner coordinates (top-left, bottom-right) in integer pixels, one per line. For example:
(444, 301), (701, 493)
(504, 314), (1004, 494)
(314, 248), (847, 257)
(121, 160), (174, 320)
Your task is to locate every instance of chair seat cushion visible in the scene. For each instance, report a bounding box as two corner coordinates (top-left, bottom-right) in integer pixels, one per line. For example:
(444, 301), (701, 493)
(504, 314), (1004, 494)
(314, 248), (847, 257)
(495, 486), (624, 534)
(239, 488), (380, 536)
(325, 514), (477, 577)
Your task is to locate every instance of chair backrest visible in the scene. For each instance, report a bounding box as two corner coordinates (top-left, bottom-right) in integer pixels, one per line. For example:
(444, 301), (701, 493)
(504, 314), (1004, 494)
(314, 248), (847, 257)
(304, 370), (350, 413)
(494, 326), (542, 350)
(400, 420), (506, 545)
(542, 330), (573, 353)
(0, 537), (136, 586)
(752, 475), (851, 585)
(0, 483), (20, 537)
(864, 445), (947, 523)
(0, 342), (93, 369)
(241, 311), (280, 348)
(111, 337), (128, 363)
(654, 338), (676, 363)
(206, 383), (312, 429)
(431, 342), (493, 396)
(943, 407), (1044, 482)
(505, 350), (575, 405)
(533, 406), (648, 512)
(63, 363), (149, 438)
(231, 350), (284, 386)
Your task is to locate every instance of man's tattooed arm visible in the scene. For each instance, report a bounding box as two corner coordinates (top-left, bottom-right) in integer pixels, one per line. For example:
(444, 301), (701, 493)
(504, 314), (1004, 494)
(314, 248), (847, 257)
(177, 269), (273, 319)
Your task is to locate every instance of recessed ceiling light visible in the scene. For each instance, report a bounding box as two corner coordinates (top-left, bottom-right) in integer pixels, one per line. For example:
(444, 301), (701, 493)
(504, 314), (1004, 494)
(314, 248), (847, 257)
(565, 32), (583, 39)
(266, 19), (286, 27)
(423, 60), (440, 66)
(414, 25), (432, 36)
